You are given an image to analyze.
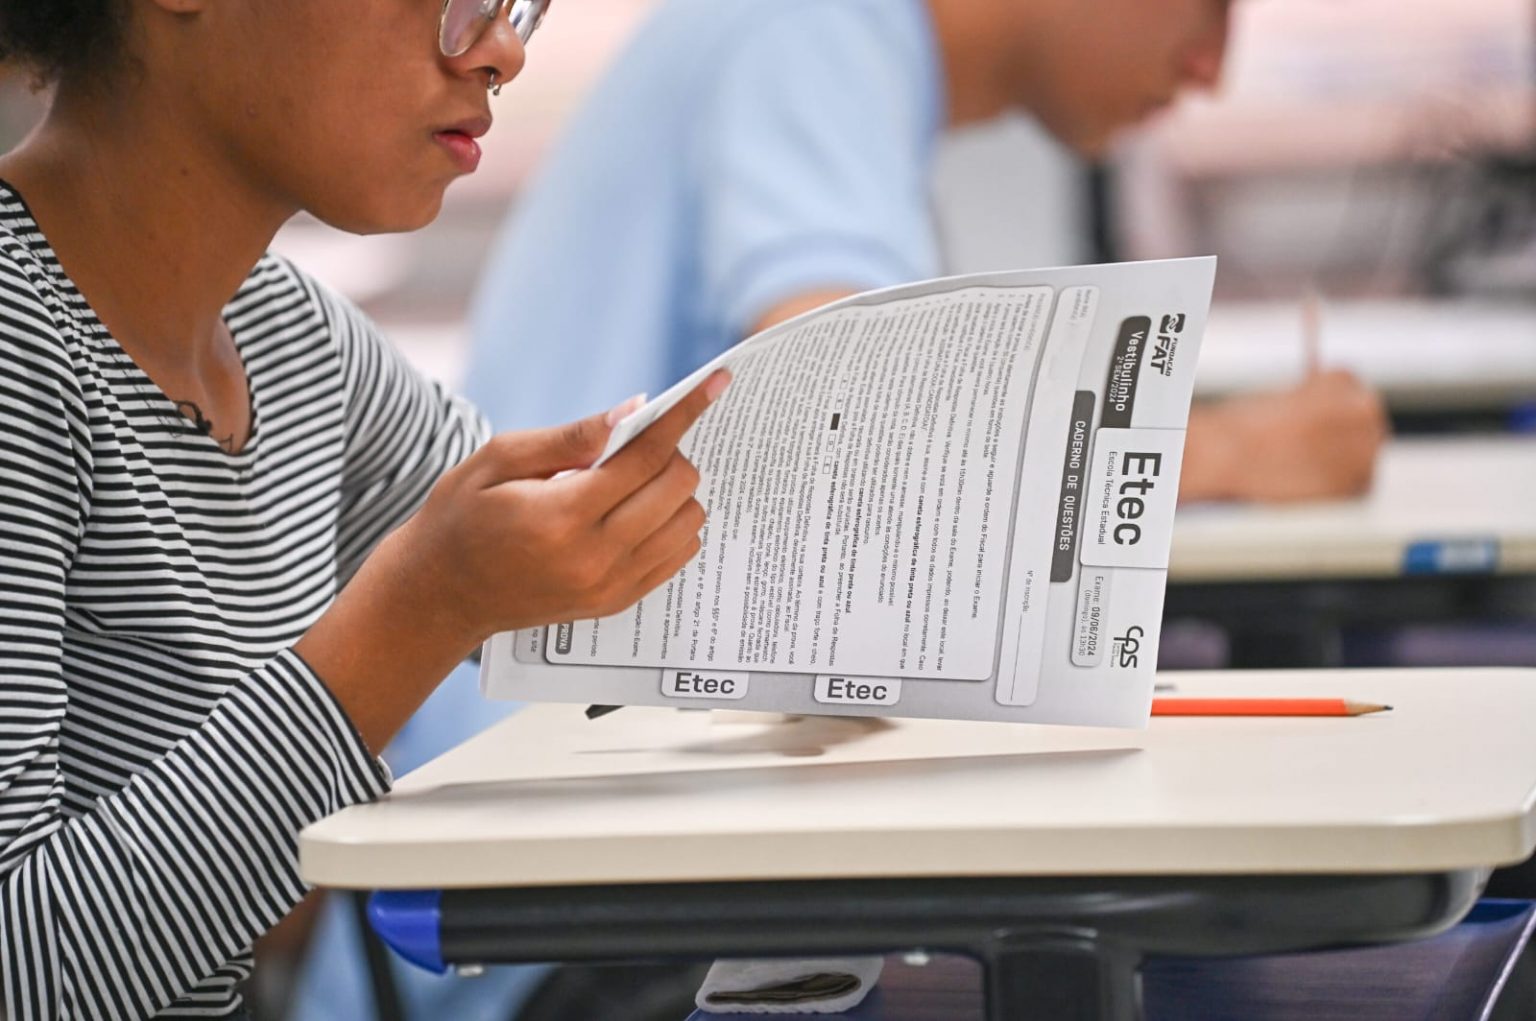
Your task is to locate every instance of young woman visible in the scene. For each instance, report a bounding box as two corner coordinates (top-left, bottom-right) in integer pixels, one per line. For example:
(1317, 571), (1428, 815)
(0, 1), (723, 1016)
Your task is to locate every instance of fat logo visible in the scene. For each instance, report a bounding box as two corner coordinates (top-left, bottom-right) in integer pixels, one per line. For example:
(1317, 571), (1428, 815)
(1112, 625), (1145, 668)
(1150, 313), (1184, 377)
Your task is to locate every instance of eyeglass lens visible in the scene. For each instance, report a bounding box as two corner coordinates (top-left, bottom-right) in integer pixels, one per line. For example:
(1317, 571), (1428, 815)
(439, 0), (548, 57)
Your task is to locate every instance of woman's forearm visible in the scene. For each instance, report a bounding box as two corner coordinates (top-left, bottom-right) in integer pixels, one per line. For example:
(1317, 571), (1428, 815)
(296, 523), (479, 755)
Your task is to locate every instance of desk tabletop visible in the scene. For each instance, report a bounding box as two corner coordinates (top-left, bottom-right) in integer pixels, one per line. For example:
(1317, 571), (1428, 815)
(300, 667), (1536, 890)
(1169, 436), (1536, 582)
(1195, 300), (1536, 411)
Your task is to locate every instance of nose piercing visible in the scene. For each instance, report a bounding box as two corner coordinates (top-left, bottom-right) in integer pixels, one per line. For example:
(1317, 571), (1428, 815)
(488, 71), (503, 96)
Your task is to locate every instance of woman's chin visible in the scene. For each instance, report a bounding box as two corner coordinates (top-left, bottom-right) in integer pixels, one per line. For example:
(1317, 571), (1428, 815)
(314, 190), (448, 237)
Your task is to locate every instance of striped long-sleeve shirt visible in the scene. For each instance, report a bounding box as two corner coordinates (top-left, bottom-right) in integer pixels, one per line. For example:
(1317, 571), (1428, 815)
(0, 182), (489, 1018)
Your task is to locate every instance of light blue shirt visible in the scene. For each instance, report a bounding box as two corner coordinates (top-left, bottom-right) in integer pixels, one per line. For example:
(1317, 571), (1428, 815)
(466, 0), (945, 430)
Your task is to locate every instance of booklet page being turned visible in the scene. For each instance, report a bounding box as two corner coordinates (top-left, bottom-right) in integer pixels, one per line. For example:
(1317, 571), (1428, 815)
(483, 257), (1216, 727)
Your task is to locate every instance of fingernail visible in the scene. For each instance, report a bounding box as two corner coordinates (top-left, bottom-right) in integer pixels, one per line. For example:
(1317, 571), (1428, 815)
(704, 370), (732, 402)
(606, 393), (647, 428)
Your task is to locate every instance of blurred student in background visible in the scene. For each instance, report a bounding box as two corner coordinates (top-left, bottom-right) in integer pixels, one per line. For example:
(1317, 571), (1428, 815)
(466, 0), (1387, 503)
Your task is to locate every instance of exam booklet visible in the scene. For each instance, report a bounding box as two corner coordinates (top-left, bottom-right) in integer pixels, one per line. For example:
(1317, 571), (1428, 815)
(482, 257), (1217, 726)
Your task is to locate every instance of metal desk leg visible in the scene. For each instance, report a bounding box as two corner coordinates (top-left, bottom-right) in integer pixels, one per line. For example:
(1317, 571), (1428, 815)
(353, 892), (409, 1021)
(987, 932), (1141, 1021)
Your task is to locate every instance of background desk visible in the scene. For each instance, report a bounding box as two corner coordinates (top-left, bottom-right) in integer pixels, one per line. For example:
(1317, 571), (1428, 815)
(1195, 300), (1536, 425)
(1166, 436), (1536, 666)
(302, 668), (1536, 1021)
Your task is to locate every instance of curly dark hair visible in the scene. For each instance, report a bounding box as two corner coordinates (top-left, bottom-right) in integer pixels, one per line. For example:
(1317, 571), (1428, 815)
(0, 0), (127, 83)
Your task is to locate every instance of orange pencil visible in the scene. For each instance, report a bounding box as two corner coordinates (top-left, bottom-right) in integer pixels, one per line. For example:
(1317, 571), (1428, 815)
(1151, 698), (1391, 717)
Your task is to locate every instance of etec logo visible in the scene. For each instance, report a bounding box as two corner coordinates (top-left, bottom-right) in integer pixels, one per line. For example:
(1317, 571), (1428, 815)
(1112, 625), (1145, 668)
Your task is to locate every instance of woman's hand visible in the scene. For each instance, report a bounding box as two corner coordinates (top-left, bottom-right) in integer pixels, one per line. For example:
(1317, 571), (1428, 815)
(399, 372), (727, 643)
(298, 370), (729, 751)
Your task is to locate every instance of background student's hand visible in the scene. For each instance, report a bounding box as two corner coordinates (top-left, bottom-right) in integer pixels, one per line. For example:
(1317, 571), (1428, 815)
(298, 371), (728, 751)
(1180, 369), (1389, 504)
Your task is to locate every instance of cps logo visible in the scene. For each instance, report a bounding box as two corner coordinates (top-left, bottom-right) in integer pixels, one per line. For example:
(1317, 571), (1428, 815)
(1113, 625), (1145, 668)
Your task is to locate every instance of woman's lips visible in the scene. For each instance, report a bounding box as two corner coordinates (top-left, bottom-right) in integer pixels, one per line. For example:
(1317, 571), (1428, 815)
(434, 130), (483, 173)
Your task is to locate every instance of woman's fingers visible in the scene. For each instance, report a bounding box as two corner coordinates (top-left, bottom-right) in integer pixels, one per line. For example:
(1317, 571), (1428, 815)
(602, 451), (700, 544)
(582, 370), (729, 504)
(575, 502), (704, 621)
(619, 523), (706, 612)
(473, 410), (614, 485)
(437, 370), (727, 632)
(624, 496), (706, 575)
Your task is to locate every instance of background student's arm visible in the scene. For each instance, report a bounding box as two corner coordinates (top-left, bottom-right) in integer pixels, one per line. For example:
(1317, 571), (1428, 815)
(696, 9), (1385, 508)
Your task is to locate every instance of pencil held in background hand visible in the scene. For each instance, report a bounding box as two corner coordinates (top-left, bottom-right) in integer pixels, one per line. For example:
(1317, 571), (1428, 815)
(1300, 286), (1323, 377)
(1151, 698), (1390, 717)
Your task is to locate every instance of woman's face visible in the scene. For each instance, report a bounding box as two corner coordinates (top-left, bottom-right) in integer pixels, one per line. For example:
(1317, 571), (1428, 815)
(157, 0), (526, 233)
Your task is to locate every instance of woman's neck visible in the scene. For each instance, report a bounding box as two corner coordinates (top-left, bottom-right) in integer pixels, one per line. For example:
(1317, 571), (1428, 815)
(0, 78), (291, 366)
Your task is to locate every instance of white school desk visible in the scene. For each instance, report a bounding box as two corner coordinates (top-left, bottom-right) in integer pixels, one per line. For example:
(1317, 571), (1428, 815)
(302, 667), (1536, 1021)
(1164, 436), (1536, 667)
(1169, 435), (1536, 583)
(1195, 299), (1536, 414)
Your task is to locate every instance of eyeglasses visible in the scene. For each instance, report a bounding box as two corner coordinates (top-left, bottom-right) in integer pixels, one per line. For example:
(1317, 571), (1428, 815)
(439, 0), (552, 58)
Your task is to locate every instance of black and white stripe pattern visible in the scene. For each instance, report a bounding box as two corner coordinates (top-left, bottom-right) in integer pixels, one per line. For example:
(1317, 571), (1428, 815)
(0, 182), (488, 1018)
